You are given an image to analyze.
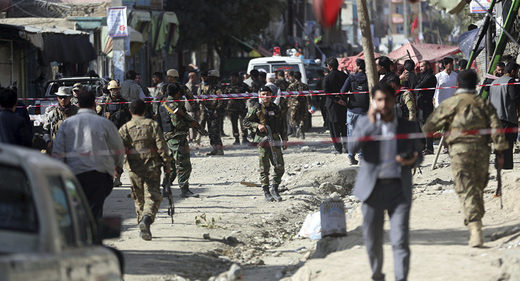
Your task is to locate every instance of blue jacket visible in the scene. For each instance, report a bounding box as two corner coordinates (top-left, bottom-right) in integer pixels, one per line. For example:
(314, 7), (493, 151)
(348, 116), (423, 203)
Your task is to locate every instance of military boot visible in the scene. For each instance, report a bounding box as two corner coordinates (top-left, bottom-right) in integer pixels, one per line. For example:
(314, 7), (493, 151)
(233, 136), (240, 145)
(181, 186), (200, 198)
(269, 184), (282, 202)
(468, 221), (483, 247)
(139, 215), (152, 241)
(263, 186), (274, 202)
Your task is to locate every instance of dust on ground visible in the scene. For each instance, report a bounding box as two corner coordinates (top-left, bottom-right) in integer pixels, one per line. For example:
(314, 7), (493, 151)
(103, 114), (520, 281)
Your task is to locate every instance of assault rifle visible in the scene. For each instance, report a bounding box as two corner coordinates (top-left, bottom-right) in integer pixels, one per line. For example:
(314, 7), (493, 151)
(257, 125), (282, 168)
(161, 172), (175, 224)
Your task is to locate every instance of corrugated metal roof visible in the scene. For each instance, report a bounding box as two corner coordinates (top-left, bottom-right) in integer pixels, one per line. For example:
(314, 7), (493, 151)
(0, 18), (87, 35)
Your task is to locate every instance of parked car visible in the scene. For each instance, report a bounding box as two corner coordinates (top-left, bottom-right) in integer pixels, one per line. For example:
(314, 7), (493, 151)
(247, 56), (308, 84)
(0, 144), (123, 281)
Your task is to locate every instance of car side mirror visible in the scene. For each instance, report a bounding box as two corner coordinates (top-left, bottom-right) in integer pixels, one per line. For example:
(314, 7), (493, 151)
(98, 216), (122, 240)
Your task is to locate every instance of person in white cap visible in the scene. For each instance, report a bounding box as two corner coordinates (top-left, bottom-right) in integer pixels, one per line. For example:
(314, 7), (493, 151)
(44, 86), (78, 151)
(200, 69), (226, 155)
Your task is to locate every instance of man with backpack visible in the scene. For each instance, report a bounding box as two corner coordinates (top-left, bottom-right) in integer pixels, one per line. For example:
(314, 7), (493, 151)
(341, 59), (369, 165)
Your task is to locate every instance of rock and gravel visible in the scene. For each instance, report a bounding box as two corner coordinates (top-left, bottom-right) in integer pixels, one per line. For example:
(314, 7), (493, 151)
(102, 115), (520, 281)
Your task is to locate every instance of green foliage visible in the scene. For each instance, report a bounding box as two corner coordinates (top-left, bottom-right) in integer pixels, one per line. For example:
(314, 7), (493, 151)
(167, 0), (284, 57)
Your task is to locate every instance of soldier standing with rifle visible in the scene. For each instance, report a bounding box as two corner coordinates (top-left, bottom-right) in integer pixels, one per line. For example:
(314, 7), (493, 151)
(158, 83), (207, 198)
(119, 100), (172, 241)
(43, 86), (78, 153)
(97, 80), (132, 187)
(286, 72), (310, 139)
(244, 86), (288, 202)
(423, 70), (508, 247)
(200, 70), (227, 155)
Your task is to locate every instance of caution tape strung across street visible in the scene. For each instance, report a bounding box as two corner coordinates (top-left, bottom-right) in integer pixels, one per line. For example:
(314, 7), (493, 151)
(51, 126), (520, 159)
(17, 80), (520, 109)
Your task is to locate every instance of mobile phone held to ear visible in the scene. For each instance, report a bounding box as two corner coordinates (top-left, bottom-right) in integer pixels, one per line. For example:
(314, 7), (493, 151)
(372, 100), (381, 121)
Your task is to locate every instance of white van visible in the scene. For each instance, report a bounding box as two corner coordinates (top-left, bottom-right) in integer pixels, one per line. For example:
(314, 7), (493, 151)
(247, 56), (308, 84)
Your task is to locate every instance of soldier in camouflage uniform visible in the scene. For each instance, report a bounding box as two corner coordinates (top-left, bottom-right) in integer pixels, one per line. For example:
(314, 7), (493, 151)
(158, 83), (207, 198)
(423, 70), (508, 248)
(44, 86), (78, 152)
(119, 99), (172, 241)
(286, 72), (310, 139)
(96, 80), (132, 187)
(200, 70), (227, 155)
(96, 80), (132, 129)
(226, 72), (251, 145)
(388, 75), (417, 121)
(244, 86), (288, 202)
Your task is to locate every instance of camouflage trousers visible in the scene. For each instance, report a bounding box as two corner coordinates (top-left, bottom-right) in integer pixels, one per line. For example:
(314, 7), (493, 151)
(207, 112), (223, 148)
(129, 170), (162, 223)
(167, 137), (192, 189)
(259, 144), (285, 187)
(288, 98), (308, 127)
(449, 143), (490, 225)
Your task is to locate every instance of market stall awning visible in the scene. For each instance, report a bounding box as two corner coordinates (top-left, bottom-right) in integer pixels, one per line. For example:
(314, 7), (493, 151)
(339, 51), (381, 72)
(387, 42), (460, 64)
(0, 18), (96, 64)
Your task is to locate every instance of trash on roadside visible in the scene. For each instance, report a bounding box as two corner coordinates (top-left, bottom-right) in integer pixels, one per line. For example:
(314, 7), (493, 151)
(298, 211), (322, 240)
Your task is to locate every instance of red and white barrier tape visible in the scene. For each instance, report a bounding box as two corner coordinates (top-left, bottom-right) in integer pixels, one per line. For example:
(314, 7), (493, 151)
(18, 80), (520, 109)
(51, 126), (519, 158)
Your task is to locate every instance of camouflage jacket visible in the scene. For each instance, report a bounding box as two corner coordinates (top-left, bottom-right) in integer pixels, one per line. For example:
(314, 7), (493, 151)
(160, 100), (198, 140)
(119, 116), (172, 173)
(225, 82), (250, 112)
(244, 102), (288, 143)
(274, 79), (290, 91)
(423, 89), (509, 151)
(286, 81), (310, 108)
(96, 94), (131, 129)
(44, 104), (79, 140)
(396, 90), (417, 121)
(200, 83), (227, 113)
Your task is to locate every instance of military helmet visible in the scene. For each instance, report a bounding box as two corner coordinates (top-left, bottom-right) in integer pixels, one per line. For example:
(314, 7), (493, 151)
(107, 80), (121, 90)
(167, 69), (179, 78)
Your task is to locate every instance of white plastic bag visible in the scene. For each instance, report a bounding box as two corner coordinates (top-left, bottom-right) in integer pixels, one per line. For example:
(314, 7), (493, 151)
(298, 211), (322, 240)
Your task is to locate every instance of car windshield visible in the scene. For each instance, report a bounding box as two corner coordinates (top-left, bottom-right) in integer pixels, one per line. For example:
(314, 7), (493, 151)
(0, 164), (39, 233)
(253, 65), (270, 72)
(46, 79), (104, 97)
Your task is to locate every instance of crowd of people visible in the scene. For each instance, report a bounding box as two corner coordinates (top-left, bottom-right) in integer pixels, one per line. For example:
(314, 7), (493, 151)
(0, 54), (519, 273)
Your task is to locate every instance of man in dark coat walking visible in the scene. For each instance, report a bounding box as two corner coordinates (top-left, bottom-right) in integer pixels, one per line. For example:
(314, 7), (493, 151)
(323, 57), (349, 153)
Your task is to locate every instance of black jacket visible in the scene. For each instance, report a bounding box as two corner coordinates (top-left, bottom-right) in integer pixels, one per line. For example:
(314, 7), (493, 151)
(415, 70), (437, 122)
(323, 69), (348, 122)
(0, 109), (33, 147)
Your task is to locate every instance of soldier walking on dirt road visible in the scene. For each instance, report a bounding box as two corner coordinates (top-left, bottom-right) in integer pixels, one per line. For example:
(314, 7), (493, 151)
(158, 83), (207, 198)
(423, 70), (508, 247)
(119, 100), (172, 241)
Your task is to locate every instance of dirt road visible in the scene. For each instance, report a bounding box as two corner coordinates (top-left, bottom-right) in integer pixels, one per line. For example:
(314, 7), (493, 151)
(103, 114), (520, 281)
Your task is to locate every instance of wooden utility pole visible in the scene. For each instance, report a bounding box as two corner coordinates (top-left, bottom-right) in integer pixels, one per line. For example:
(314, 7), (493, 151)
(356, 0), (378, 89)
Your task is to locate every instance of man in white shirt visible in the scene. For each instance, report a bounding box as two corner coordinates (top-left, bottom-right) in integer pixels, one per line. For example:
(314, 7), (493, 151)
(53, 90), (125, 219)
(434, 57), (458, 107)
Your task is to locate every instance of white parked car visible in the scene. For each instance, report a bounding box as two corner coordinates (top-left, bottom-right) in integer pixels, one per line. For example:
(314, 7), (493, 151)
(247, 56), (308, 84)
(0, 144), (123, 281)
